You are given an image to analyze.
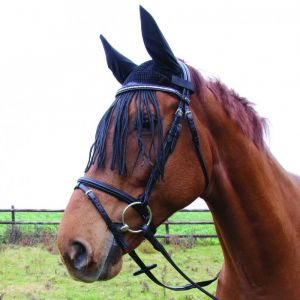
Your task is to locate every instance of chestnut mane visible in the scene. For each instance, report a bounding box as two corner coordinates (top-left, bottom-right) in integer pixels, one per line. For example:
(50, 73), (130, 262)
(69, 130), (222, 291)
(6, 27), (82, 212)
(188, 65), (268, 149)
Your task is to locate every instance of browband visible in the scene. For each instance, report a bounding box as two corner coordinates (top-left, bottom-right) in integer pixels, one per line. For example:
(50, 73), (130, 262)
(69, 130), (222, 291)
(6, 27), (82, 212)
(116, 84), (191, 104)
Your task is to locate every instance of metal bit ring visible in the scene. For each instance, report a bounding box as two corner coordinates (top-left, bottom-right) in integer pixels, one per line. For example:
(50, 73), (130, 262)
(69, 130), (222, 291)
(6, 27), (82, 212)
(121, 202), (152, 234)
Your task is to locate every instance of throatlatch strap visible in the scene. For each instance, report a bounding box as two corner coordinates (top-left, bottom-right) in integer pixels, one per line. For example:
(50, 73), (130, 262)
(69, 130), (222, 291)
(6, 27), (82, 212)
(185, 105), (209, 192)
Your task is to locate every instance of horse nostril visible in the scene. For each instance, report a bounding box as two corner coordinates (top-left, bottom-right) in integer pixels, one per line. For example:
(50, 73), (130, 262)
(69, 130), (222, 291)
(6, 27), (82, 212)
(70, 241), (90, 271)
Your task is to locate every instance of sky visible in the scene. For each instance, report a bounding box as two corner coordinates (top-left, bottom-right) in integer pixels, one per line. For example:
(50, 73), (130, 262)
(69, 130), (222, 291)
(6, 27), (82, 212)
(0, 0), (299, 209)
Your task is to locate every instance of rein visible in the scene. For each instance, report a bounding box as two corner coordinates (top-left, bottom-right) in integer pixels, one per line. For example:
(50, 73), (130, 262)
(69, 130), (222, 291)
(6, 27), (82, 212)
(75, 62), (219, 299)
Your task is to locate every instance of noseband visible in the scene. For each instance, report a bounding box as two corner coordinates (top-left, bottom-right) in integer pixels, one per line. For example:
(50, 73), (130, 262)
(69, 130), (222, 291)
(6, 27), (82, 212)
(75, 62), (219, 299)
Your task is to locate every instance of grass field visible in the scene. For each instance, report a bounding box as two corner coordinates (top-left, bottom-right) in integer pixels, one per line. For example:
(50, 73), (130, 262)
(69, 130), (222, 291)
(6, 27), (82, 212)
(0, 241), (223, 300)
(0, 211), (62, 236)
(0, 210), (217, 244)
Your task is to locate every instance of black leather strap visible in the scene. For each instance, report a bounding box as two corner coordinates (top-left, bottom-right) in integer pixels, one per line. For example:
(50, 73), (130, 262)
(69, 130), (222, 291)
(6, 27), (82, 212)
(185, 106), (209, 192)
(77, 177), (152, 220)
(139, 225), (219, 299)
(75, 183), (129, 251)
(78, 177), (137, 205)
(129, 250), (219, 293)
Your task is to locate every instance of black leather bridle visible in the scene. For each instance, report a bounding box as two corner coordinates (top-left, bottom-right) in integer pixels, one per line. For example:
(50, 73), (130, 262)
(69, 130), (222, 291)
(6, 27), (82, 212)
(75, 62), (219, 299)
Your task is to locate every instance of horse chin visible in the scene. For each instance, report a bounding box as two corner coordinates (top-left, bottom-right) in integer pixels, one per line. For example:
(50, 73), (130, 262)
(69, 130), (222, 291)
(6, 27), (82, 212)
(97, 242), (123, 281)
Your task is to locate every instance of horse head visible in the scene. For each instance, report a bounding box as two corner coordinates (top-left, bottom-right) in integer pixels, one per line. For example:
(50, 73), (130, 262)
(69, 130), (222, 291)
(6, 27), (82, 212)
(57, 6), (212, 283)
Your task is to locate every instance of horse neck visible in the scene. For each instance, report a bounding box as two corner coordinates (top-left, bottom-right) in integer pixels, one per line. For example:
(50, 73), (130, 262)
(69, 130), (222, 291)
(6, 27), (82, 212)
(199, 88), (300, 287)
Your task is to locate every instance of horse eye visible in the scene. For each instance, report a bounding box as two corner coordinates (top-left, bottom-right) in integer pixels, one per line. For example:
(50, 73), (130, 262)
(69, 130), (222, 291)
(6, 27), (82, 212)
(142, 118), (151, 131)
(134, 115), (157, 132)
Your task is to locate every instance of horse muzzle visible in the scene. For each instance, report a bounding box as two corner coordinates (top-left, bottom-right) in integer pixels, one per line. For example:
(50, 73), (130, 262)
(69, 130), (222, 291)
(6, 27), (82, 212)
(60, 235), (123, 282)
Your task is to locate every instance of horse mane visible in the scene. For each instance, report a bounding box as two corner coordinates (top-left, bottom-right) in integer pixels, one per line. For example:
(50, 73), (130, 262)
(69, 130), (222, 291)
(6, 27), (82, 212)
(188, 65), (268, 149)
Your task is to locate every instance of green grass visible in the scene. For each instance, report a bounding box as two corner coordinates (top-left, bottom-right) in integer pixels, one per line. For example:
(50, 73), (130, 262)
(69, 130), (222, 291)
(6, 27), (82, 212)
(158, 211), (215, 234)
(0, 211), (217, 242)
(0, 242), (223, 299)
(0, 212), (63, 236)
(0, 212), (63, 223)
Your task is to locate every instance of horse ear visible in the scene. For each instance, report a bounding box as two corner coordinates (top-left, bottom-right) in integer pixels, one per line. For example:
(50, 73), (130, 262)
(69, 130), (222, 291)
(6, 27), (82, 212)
(139, 6), (181, 74)
(100, 35), (137, 84)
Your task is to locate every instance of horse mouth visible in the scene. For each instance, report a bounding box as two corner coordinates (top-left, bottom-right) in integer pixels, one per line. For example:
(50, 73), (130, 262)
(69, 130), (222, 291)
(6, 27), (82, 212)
(97, 240), (123, 280)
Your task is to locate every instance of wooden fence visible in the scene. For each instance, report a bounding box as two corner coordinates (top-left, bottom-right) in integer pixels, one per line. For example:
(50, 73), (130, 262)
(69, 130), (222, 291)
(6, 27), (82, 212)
(0, 205), (218, 241)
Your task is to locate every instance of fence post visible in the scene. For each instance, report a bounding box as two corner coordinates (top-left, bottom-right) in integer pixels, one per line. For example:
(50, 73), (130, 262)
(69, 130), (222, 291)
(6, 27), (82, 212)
(11, 205), (15, 228)
(165, 218), (170, 244)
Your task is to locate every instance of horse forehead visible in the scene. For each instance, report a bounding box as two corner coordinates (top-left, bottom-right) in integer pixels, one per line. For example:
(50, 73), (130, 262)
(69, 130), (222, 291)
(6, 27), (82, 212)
(155, 91), (179, 112)
(125, 91), (179, 117)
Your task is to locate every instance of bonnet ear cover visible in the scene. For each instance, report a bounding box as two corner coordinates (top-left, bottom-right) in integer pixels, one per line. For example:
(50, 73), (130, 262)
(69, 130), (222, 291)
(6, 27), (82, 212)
(139, 6), (181, 75)
(100, 35), (137, 84)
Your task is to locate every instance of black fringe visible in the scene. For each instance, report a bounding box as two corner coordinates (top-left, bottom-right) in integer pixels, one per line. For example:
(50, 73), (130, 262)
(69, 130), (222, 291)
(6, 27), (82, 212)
(85, 90), (164, 179)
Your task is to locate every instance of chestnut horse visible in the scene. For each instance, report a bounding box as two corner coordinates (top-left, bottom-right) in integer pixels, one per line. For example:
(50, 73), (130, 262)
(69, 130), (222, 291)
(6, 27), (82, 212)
(58, 6), (300, 299)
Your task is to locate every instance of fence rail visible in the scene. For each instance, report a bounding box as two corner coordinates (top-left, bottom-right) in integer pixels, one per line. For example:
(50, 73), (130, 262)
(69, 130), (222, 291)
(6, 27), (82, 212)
(0, 205), (218, 241)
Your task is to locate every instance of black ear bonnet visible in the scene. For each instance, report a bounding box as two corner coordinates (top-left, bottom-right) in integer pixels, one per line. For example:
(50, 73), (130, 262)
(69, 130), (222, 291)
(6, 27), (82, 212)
(100, 6), (194, 94)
